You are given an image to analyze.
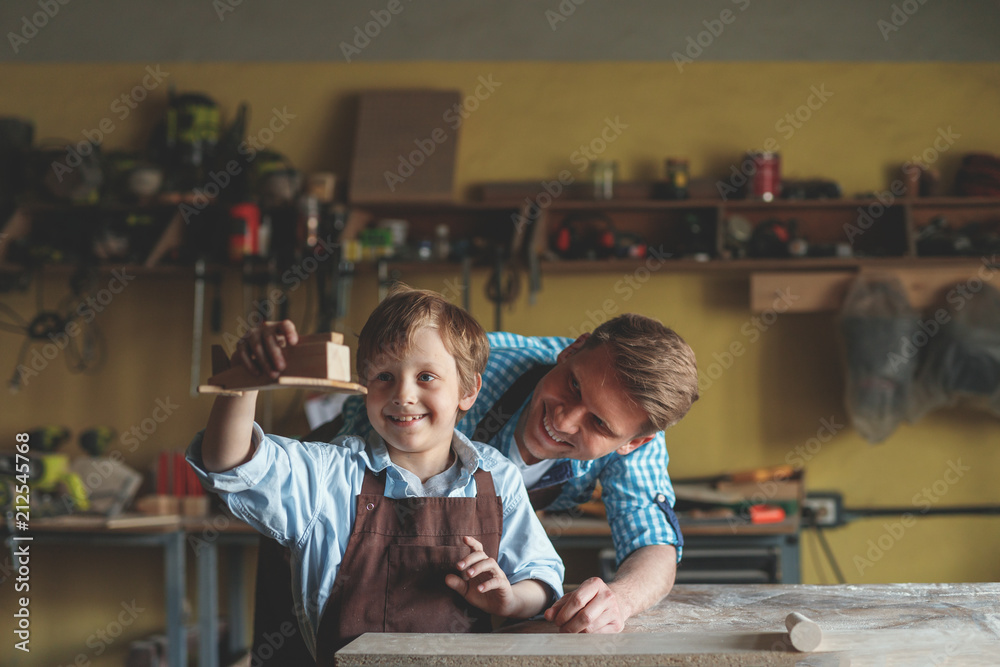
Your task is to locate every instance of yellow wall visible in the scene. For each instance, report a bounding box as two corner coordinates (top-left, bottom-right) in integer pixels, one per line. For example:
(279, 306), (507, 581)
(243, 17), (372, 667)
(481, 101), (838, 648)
(2, 61), (1000, 666)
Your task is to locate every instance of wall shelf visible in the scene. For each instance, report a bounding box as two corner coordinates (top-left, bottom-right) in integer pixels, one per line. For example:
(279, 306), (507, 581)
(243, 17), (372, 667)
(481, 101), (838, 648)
(346, 195), (1000, 263)
(345, 194), (1000, 314)
(7, 196), (999, 316)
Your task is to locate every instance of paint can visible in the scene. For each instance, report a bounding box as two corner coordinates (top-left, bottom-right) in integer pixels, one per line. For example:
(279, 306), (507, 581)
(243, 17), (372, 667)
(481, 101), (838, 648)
(745, 151), (781, 202)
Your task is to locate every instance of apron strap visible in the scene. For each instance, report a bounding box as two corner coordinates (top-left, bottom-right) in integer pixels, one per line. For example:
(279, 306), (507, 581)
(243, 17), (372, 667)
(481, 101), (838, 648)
(472, 364), (555, 444)
(360, 466), (386, 495)
(472, 468), (496, 498)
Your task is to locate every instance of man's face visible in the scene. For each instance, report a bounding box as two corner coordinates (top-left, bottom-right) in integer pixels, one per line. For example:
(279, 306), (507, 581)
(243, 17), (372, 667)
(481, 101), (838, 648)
(515, 338), (654, 464)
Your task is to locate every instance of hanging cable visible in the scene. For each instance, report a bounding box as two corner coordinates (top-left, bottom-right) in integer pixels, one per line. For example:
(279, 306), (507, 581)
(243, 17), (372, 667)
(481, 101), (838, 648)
(806, 528), (827, 585)
(813, 525), (846, 584)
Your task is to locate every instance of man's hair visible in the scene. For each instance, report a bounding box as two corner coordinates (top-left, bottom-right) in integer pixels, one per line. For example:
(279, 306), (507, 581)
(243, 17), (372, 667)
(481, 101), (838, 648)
(584, 314), (699, 435)
(356, 283), (488, 410)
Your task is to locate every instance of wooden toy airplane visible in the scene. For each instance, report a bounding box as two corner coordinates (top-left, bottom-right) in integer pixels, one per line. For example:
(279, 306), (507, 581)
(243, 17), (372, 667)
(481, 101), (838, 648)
(197, 332), (367, 397)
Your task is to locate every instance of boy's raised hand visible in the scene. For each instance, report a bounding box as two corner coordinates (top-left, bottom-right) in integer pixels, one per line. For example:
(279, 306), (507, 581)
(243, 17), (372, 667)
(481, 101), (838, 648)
(236, 320), (300, 380)
(445, 536), (518, 617)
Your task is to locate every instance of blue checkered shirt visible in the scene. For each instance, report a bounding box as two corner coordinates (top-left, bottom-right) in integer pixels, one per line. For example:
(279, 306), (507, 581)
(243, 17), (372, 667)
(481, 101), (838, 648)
(338, 332), (682, 564)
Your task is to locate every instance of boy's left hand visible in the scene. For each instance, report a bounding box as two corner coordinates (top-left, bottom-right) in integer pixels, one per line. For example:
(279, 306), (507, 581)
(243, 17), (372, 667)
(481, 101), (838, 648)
(445, 536), (517, 617)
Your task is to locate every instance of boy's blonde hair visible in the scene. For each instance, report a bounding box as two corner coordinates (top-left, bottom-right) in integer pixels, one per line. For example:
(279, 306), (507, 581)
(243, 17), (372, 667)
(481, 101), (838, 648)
(583, 314), (699, 435)
(357, 284), (488, 413)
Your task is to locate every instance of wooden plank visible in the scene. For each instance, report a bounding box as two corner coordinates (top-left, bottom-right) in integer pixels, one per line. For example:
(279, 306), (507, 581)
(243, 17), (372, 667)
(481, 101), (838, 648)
(337, 632), (801, 666)
(750, 271), (855, 313)
(750, 266), (999, 313)
(197, 376), (365, 396)
(348, 90), (461, 204)
(337, 584), (1000, 666)
(889, 266), (996, 308)
(337, 628), (997, 666)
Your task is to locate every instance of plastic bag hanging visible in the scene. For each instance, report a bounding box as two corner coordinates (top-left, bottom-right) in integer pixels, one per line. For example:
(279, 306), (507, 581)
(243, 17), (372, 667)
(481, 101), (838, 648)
(838, 274), (921, 443)
(909, 281), (1000, 420)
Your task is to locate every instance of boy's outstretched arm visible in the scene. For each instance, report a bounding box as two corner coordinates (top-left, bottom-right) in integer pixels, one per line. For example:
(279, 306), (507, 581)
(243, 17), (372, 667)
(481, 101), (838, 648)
(201, 320), (300, 473)
(201, 393), (258, 472)
(445, 536), (551, 619)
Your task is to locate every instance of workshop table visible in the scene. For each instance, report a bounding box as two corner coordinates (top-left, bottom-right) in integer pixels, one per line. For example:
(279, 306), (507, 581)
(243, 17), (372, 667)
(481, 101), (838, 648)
(542, 513), (802, 584)
(337, 582), (1000, 666)
(4, 514), (258, 667)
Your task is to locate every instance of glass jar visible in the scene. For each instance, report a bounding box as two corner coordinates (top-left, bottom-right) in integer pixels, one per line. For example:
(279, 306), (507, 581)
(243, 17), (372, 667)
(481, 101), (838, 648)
(591, 160), (617, 200)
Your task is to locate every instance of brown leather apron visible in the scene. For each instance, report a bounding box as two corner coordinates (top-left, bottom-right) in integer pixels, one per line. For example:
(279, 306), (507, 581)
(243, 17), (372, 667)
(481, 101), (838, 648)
(314, 466), (503, 665)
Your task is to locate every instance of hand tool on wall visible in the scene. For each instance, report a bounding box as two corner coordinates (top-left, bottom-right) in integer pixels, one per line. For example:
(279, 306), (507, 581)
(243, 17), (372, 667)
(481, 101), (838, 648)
(190, 258), (207, 397)
(162, 89), (220, 192)
(318, 255), (353, 335)
(3, 268), (105, 392)
(489, 246), (505, 331)
(516, 205), (543, 305)
(377, 258), (390, 303)
(266, 257), (288, 322)
(314, 206), (349, 332)
(461, 254), (472, 312)
(210, 269), (222, 333)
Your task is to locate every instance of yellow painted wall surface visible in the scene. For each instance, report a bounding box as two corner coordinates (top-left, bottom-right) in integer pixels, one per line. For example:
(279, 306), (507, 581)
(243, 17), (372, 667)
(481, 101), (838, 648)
(2, 62), (1000, 666)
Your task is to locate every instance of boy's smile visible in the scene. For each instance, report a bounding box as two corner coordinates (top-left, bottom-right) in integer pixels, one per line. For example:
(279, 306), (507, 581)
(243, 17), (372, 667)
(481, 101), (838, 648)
(365, 326), (479, 480)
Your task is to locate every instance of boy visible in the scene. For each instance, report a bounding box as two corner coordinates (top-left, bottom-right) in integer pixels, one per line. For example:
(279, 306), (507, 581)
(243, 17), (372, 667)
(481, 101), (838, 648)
(187, 286), (565, 665)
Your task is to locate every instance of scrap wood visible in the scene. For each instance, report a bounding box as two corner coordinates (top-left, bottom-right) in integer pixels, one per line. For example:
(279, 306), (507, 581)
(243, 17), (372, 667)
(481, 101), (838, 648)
(198, 333), (365, 396)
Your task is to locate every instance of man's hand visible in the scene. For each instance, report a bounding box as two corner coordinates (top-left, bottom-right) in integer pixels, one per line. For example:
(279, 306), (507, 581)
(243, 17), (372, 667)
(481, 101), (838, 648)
(236, 320), (299, 379)
(544, 577), (626, 633)
(545, 544), (678, 633)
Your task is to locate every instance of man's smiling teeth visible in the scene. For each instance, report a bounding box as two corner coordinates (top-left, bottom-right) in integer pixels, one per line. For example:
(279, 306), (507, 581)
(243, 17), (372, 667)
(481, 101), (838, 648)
(389, 414), (425, 423)
(543, 416), (566, 443)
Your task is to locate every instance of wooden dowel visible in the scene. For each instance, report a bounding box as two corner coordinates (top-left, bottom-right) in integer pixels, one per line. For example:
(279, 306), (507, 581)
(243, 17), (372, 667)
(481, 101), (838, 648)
(785, 611), (823, 652)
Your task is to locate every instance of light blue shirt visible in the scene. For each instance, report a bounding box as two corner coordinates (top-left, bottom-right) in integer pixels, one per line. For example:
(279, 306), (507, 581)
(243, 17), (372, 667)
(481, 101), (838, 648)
(338, 332), (684, 564)
(186, 424), (564, 657)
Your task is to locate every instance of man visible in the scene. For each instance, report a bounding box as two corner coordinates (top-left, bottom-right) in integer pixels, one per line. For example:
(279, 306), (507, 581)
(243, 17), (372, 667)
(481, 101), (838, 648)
(248, 312), (698, 661)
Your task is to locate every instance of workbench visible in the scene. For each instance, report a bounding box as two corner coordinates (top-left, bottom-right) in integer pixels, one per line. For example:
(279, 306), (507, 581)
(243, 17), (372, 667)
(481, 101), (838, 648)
(9, 511), (798, 667)
(542, 513), (801, 584)
(4, 514), (257, 667)
(338, 582), (1000, 666)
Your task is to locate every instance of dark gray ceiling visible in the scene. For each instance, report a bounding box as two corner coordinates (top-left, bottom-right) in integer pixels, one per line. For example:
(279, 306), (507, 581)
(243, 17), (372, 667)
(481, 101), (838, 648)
(2, 0), (999, 62)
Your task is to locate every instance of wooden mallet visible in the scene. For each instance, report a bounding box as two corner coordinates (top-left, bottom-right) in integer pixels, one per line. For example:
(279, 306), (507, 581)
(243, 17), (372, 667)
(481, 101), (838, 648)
(785, 612), (823, 652)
